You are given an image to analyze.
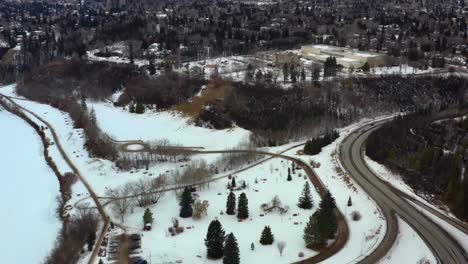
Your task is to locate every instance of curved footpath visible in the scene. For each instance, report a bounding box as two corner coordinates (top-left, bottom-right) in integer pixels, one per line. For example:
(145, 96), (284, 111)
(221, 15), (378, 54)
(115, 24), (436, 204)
(339, 120), (468, 263)
(1, 94), (349, 264)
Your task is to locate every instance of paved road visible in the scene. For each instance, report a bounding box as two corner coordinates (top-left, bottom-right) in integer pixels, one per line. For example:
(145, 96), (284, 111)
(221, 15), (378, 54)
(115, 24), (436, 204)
(339, 120), (468, 263)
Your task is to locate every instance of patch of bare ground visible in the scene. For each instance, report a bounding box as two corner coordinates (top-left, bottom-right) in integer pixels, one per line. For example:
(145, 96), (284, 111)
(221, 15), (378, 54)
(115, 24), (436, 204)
(174, 79), (233, 119)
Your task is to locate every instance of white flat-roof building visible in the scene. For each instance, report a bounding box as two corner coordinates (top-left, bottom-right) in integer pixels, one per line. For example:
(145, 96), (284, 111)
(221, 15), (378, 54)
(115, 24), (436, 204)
(300, 44), (388, 68)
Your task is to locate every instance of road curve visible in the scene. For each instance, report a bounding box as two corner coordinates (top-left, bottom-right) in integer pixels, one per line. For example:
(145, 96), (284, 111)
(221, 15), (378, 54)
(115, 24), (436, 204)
(339, 120), (468, 263)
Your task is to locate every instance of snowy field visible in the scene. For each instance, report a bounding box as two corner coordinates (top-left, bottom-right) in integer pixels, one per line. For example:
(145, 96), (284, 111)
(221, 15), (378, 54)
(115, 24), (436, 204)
(0, 106), (61, 263)
(380, 217), (436, 264)
(0, 84), (442, 263)
(89, 101), (250, 151)
(121, 157), (321, 264)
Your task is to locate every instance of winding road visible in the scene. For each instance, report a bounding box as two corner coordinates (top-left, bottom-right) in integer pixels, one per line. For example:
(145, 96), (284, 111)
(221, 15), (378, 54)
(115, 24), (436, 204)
(339, 120), (468, 263)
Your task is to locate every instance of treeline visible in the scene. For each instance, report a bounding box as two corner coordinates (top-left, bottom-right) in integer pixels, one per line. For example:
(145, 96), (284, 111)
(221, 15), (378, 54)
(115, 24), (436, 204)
(366, 111), (468, 220)
(304, 130), (340, 155)
(48, 96), (118, 160)
(205, 75), (466, 145)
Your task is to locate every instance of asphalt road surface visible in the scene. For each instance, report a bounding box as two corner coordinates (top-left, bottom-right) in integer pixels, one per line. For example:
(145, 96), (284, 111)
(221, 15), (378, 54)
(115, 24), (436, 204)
(339, 120), (468, 263)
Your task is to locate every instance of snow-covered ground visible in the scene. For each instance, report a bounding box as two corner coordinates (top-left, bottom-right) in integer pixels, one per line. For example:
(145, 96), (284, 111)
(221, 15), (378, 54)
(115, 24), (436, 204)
(1, 83), (444, 263)
(121, 157), (321, 264)
(89, 101), (250, 151)
(365, 156), (466, 227)
(380, 217), (437, 264)
(409, 200), (468, 253)
(0, 106), (61, 263)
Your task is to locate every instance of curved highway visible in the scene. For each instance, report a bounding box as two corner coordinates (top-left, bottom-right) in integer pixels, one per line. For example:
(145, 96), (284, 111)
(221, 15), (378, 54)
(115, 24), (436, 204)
(339, 120), (468, 263)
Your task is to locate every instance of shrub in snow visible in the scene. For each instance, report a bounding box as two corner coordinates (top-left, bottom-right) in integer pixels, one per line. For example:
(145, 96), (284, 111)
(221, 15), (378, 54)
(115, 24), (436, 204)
(193, 200), (209, 219)
(143, 208), (154, 224)
(277, 241), (286, 256)
(298, 252), (304, 258)
(351, 211), (362, 221)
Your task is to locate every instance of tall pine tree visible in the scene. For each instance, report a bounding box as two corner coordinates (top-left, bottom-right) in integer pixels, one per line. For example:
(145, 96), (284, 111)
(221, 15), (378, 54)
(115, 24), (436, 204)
(179, 187), (193, 218)
(259, 226), (274, 245)
(303, 212), (327, 247)
(298, 182), (314, 209)
(319, 191), (337, 238)
(237, 192), (249, 219)
(205, 220), (225, 259)
(226, 191), (236, 215)
(223, 233), (240, 264)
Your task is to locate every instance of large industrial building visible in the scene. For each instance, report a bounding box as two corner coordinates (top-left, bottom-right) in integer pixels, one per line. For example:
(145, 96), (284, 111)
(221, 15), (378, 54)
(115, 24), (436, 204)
(300, 44), (388, 68)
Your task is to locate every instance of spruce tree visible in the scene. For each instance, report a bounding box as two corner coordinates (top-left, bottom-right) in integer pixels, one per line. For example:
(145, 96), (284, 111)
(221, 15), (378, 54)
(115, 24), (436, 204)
(319, 191), (337, 238)
(298, 182), (314, 209)
(303, 212), (326, 247)
(226, 191), (236, 215)
(259, 226), (274, 245)
(347, 196), (352, 207)
(205, 220), (226, 259)
(231, 177), (236, 188)
(223, 233), (240, 264)
(287, 170), (292, 181)
(237, 192), (249, 219)
(179, 187), (193, 218)
(143, 208), (154, 224)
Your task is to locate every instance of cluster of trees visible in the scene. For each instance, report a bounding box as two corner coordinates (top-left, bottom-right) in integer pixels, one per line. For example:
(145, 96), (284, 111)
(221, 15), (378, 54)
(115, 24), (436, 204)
(303, 191), (337, 247)
(225, 191), (249, 219)
(323, 56), (339, 78)
(304, 130), (340, 155)
(367, 112), (468, 220)
(205, 220), (240, 264)
(105, 175), (168, 223)
(45, 208), (99, 264)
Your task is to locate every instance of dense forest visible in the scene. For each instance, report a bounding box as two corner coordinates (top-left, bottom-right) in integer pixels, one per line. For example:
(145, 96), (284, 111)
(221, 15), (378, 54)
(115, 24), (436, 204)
(366, 110), (468, 220)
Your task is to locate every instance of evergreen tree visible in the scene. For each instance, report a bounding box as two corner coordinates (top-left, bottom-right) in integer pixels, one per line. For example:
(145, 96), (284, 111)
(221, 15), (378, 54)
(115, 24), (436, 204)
(223, 233), (240, 264)
(179, 187), (193, 218)
(87, 231), (96, 251)
(282, 63), (289, 83)
(298, 182), (314, 209)
(143, 208), (154, 224)
(287, 169), (292, 181)
(259, 226), (274, 245)
(347, 196), (352, 207)
(361, 62), (370, 72)
(148, 59), (156, 75)
(226, 191), (236, 215)
(303, 212), (326, 246)
(237, 192), (249, 219)
(301, 68), (306, 82)
(135, 102), (145, 114)
(205, 220), (225, 259)
(231, 177), (236, 188)
(98, 259), (104, 264)
(251, 243), (255, 251)
(319, 191), (337, 238)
